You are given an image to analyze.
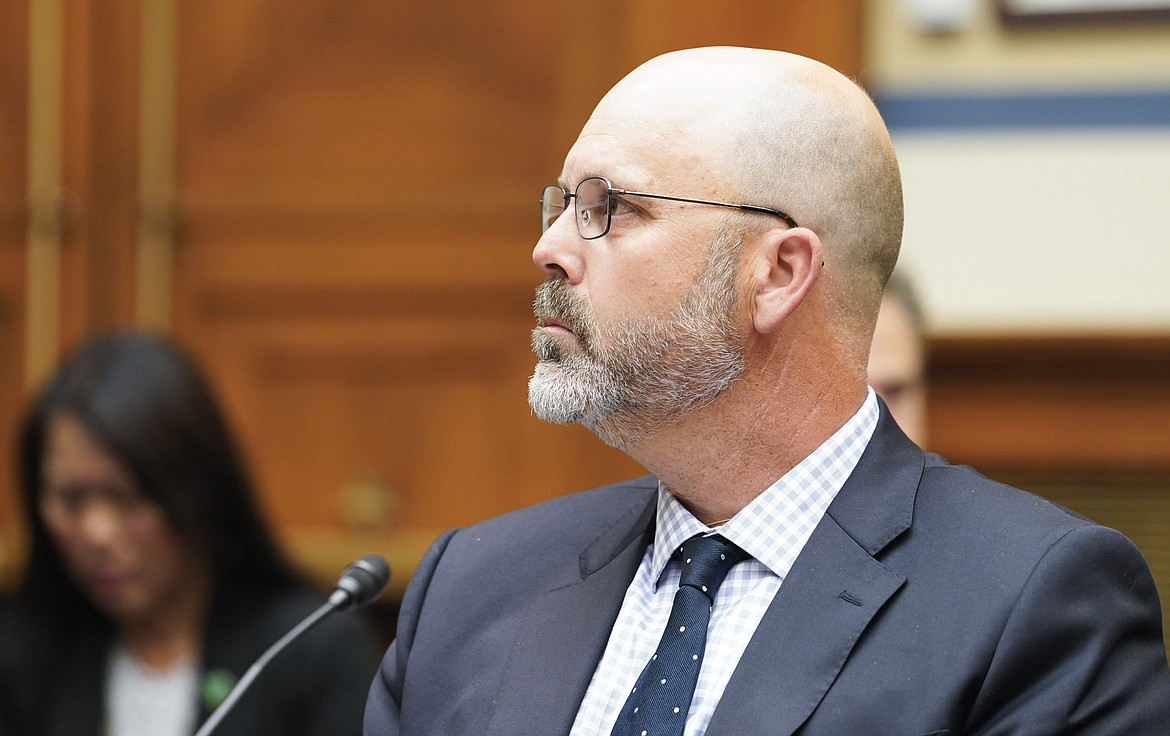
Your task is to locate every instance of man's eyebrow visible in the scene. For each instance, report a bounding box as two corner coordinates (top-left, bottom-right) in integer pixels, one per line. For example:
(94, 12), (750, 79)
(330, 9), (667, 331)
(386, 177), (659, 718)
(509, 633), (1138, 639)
(556, 172), (615, 190)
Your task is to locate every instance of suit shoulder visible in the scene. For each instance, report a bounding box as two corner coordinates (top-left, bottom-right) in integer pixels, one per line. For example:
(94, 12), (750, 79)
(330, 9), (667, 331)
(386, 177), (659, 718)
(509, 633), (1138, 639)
(418, 475), (656, 583)
(915, 455), (1096, 548)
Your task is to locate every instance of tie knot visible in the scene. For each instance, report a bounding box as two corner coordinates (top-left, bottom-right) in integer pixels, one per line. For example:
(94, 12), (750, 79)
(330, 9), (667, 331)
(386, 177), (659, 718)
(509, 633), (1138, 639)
(675, 534), (750, 602)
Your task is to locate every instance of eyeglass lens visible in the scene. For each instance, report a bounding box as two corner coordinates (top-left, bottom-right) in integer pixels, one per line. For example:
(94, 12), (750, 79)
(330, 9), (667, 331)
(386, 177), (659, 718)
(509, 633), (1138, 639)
(540, 178), (612, 239)
(541, 185), (566, 234)
(574, 178), (609, 239)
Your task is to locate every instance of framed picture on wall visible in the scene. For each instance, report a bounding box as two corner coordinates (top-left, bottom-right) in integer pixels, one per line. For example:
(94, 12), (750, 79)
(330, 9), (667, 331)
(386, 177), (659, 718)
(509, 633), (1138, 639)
(1000, 0), (1170, 24)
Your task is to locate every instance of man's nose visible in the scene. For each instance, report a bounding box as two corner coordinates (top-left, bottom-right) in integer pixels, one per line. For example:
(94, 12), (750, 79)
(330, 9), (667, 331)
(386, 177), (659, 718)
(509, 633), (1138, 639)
(532, 208), (585, 284)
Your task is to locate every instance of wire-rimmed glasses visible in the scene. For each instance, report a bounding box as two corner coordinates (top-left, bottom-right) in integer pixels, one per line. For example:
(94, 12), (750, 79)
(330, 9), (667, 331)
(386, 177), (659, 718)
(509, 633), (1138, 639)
(541, 176), (798, 240)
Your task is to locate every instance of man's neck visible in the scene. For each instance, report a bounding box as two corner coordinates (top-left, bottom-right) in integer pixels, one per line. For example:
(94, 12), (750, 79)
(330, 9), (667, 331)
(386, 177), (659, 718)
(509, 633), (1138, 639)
(628, 380), (868, 525)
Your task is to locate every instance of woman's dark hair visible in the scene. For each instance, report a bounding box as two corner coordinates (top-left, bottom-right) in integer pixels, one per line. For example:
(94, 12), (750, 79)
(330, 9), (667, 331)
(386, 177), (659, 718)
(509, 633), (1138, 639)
(18, 331), (302, 614)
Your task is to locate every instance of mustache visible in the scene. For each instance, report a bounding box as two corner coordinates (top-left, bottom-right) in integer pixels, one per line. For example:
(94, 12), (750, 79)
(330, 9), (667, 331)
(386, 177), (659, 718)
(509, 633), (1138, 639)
(533, 278), (593, 346)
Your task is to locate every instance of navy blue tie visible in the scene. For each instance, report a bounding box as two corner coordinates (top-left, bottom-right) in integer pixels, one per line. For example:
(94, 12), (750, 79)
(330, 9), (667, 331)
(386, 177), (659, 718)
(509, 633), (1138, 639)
(610, 534), (751, 736)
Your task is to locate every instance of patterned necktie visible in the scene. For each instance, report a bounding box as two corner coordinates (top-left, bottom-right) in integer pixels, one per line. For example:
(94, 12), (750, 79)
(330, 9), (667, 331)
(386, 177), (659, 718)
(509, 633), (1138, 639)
(610, 533), (751, 736)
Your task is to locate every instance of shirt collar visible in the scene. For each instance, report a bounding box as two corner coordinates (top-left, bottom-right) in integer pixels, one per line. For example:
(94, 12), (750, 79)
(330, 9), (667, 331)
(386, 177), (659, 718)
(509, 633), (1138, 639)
(650, 388), (880, 589)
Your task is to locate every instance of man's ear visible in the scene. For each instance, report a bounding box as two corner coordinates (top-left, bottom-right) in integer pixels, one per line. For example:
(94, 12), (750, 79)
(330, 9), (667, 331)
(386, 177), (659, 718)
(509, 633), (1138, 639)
(750, 227), (823, 334)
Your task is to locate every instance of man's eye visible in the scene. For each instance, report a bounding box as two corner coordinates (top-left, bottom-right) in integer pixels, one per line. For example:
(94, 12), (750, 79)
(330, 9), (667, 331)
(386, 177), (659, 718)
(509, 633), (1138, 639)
(610, 196), (637, 216)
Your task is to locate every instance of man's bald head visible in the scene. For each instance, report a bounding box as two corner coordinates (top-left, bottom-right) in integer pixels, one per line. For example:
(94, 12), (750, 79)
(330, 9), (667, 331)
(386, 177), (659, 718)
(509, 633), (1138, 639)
(585, 47), (904, 334)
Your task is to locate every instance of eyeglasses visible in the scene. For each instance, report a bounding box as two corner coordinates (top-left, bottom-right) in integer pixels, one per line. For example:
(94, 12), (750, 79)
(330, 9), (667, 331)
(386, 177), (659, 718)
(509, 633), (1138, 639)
(541, 176), (798, 240)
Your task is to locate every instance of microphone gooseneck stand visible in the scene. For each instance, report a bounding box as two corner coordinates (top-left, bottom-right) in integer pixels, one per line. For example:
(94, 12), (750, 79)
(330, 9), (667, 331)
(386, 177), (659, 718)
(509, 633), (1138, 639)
(192, 554), (391, 736)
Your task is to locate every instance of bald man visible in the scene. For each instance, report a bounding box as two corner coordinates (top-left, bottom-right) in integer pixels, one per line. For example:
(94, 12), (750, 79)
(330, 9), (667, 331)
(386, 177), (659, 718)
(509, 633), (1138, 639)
(365, 48), (1170, 735)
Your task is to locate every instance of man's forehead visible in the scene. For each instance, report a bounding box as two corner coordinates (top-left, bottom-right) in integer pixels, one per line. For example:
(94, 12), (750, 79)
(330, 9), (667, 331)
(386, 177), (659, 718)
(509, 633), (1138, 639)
(559, 117), (715, 191)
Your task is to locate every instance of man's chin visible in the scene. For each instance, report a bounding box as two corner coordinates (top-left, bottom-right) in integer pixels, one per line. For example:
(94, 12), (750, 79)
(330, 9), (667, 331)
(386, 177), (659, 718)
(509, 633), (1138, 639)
(527, 370), (653, 450)
(528, 365), (594, 425)
(530, 353), (617, 399)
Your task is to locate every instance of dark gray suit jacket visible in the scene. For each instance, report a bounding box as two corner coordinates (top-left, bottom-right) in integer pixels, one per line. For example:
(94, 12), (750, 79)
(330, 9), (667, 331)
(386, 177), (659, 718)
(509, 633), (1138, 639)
(365, 411), (1170, 734)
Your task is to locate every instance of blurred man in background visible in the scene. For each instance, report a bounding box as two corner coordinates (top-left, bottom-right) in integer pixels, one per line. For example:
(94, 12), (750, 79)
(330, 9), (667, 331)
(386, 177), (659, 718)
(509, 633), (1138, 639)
(868, 271), (928, 446)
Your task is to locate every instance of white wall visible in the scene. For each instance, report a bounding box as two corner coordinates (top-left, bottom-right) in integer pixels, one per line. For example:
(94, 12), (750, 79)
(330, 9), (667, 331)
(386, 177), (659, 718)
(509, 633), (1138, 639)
(865, 0), (1170, 334)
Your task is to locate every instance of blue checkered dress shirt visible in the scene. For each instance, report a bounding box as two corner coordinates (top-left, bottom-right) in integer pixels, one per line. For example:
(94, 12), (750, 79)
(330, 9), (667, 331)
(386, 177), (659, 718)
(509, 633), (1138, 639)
(570, 389), (880, 736)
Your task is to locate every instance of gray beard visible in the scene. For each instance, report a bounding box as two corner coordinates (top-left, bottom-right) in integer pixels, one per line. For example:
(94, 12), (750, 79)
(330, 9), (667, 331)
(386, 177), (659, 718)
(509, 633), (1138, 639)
(527, 231), (745, 450)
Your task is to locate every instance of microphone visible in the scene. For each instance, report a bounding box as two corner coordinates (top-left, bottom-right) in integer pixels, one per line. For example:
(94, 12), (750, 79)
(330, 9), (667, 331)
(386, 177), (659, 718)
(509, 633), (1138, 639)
(193, 554), (391, 736)
(329, 554), (391, 611)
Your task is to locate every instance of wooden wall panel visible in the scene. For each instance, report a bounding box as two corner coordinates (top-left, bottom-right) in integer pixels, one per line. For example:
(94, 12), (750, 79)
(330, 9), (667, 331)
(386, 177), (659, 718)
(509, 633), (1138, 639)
(170, 0), (864, 584)
(0, 0), (29, 581)
(929, 335), (1170, 476)
(58, 0), (141, 341)
(0, 2), (28, 223)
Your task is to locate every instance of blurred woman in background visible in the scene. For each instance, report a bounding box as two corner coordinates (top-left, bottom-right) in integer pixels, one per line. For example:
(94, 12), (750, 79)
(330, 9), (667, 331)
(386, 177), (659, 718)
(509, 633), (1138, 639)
(0, 332), (378, 736)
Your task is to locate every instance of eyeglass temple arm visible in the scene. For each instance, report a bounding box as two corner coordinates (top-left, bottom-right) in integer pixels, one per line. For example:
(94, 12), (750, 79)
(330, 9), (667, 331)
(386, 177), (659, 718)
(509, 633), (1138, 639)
(613, 188), (797, 229)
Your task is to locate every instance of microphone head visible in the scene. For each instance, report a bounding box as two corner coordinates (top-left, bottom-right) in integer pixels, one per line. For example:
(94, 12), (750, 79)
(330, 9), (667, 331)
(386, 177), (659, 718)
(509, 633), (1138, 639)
(329, 554), (391, 611)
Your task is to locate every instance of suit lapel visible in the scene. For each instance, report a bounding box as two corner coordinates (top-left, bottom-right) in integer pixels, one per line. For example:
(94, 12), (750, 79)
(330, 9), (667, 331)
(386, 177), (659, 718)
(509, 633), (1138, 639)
(486, 484), (657, 736)
(485, 409), (923, 735)
(707, 409), (924, 736)
(706, 517), (905, 735)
